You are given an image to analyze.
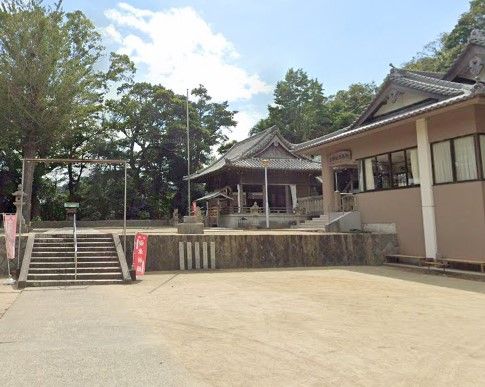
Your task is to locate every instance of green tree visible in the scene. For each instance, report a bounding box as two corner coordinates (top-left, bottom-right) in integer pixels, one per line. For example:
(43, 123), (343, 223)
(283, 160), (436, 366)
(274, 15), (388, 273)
(99, 81), (236, 218)
(250, 68), (331, 143)
(326, 83), (377, 131)
(405, 0), (485, 71)
(0, 0), (105, 222)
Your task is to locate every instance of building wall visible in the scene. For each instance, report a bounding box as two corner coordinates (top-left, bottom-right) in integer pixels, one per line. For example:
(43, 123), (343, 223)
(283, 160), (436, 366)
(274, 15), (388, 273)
(427, 106), (485, 259)
(320, 121), (425, 256)
(318, 103), (485, 259)
(433, 181), (485, 259)
(356, 188), (425, 256)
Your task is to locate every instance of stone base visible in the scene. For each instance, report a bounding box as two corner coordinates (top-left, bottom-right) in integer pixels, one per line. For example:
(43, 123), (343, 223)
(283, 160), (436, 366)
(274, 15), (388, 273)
(177, 222), (204, 234)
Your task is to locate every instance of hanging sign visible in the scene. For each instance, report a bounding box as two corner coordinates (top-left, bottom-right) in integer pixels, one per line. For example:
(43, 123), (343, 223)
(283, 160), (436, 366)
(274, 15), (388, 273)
(133, 233), (148, 277)
(328, 150), (352, 166)
(2, 214), (17, 260)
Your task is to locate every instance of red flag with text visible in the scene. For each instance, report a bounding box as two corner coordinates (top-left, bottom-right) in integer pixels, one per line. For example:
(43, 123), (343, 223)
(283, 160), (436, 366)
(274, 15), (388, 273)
(2, 214), (17, 260)
(133, 233), (148, 277)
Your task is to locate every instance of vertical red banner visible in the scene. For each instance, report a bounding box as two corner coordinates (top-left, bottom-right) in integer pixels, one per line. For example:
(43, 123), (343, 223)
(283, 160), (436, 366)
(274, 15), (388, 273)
(133, 232), (148, 278)
(2, 214), (17, 260)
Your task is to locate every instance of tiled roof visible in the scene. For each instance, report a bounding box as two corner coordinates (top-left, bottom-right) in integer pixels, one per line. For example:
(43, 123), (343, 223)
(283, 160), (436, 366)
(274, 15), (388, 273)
(295, 30), (485, 154)
(295, 85), (485, 152)
(187, 126), (320, 181)
(231, 158), (321, 172)
(389, 68), (471, 96)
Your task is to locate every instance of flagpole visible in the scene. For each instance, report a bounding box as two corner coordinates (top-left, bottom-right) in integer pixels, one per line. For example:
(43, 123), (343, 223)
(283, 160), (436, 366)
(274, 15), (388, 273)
(186, 88), (191, 216)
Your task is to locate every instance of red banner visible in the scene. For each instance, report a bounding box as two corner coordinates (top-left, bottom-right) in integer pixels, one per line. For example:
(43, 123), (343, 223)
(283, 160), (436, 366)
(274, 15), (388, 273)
(2, 214), (17, 260)
(133, 233), (148, 277)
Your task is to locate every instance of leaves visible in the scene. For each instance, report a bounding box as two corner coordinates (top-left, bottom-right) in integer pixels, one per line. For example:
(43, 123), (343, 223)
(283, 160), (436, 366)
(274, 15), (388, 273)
(251, 68), (376, 142)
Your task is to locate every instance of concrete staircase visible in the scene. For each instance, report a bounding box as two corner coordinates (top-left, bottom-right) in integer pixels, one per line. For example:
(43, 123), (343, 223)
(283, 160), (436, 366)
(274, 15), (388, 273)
(295, 214), (340, 230)
(24, 233), (125, 287)
(294, 212), (362, 232)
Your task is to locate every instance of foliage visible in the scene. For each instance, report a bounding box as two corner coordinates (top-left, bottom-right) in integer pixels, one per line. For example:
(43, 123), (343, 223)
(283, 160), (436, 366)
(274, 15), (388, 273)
(251, 68), (376, 142)
(404, 0), (485, 71)
(0, 0), (105, 220)
(251, 68), (331, 143)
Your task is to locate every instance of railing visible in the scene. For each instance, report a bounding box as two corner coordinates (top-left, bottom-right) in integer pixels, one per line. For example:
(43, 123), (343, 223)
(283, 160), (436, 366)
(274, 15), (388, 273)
(229, 206), (290, 215)
(336, 192), (357, 212)
(73, 213), (78, 280)
(298, 195), (324, 216)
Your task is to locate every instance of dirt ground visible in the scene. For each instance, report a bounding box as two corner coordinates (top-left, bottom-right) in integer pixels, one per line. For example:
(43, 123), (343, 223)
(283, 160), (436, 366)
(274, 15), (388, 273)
(1, 267), (485, 386)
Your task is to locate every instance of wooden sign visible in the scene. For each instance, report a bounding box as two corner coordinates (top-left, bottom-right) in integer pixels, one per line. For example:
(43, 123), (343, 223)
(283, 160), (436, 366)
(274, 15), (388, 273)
(328, 150), (352, 165)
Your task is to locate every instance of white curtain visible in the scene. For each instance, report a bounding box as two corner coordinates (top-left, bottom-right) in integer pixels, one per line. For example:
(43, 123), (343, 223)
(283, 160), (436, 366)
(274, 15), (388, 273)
(408, 148), (420, 185)
(358, 161), (364, 192)
(454, 136), (477, 181)
(432, 141), (453, 183)
(364, 158), (375, 190)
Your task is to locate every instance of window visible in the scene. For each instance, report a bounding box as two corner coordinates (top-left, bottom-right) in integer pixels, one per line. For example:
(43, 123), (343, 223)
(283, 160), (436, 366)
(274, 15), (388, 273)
(432, 141), (453, 183)
(432, 135), (479, 184)
(391, 151), (406, 187)
(375, 154), (391, 189)
(454, 136), (477, 181)
(359, 147), (419, 192)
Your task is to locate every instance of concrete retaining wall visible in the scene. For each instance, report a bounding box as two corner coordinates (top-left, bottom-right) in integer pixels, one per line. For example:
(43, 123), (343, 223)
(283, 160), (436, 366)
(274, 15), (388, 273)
(122, 233), (399, 271)
(30, 219), (170, 229)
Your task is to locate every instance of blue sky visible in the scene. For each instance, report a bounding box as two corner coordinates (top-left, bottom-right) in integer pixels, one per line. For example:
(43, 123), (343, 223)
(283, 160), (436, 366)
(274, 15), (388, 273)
(59, 0), (470, 141)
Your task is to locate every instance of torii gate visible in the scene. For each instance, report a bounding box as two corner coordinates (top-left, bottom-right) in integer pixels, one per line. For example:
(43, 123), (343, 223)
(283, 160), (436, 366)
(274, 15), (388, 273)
(17, 158), (129, 265)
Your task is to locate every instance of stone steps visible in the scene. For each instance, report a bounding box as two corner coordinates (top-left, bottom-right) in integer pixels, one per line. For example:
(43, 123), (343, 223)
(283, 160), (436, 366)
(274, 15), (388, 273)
(30, 261), (122, 268)
(24, 233), (124, 287)
(25, 279), (125, 287)
(27, 272), (123, 281)
(29, 267), (121, 274)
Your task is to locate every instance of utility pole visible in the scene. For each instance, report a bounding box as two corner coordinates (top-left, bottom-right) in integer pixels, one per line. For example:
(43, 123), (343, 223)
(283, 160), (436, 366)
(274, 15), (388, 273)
(262, 159), (269, 228)
(186, 89), (191, 216)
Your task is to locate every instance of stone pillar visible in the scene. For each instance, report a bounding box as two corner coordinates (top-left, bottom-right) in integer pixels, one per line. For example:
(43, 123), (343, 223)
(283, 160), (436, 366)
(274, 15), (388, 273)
(12, 184), (27, 231)
(321, 152), (335, 214)
(416, 118), (438, 259)
(237, 184), (242, 213)
(289, 184), (297, 210)
(262, 184), (267, 212)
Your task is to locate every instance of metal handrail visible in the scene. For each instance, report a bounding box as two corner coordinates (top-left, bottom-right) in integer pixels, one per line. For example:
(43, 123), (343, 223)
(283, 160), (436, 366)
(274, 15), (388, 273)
(73, 213), (78, 281)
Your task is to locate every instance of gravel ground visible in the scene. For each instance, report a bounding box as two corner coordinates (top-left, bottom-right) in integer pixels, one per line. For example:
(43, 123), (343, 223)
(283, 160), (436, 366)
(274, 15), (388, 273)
(0, 266), (484, 386)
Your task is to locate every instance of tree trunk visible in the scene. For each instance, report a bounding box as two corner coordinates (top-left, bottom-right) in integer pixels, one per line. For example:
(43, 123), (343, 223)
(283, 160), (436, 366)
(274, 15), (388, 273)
(22, 143), (36, 225)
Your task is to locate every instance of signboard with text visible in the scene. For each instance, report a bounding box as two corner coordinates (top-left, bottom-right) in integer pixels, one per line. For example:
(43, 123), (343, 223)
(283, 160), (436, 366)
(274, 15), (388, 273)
(328, 150), (352, 166)
(133, 233), (148, 278)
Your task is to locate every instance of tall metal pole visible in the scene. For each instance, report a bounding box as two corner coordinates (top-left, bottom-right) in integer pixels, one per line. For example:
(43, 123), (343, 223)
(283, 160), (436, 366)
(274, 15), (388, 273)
(264, 163), (269, 229)
(17, 159), (25, 269)
(123, 162), (127, 255)
(186, 88), (191, 215)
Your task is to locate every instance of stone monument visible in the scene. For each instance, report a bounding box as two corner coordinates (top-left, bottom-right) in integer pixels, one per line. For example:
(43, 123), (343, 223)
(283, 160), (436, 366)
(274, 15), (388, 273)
(172, 208), (179, 226)
(177, 215), (204, 234)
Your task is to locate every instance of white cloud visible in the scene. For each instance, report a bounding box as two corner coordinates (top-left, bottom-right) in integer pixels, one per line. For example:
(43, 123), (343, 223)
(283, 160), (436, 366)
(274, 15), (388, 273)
(104, 3), (271, 103)
(229, 110), (263, 142)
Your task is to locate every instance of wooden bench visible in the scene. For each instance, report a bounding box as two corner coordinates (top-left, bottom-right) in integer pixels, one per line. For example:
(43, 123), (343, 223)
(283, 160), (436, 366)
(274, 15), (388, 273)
(386, 255), (448, 272)
(421, 260), (448, 272)
(439, 258), (485, 273)
(386, 255), (428, 266)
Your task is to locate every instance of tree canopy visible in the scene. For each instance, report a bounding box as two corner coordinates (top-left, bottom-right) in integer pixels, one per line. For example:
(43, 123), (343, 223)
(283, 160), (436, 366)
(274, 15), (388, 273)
(250, 68), (376, 143)
(404, 0), (485, 72)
